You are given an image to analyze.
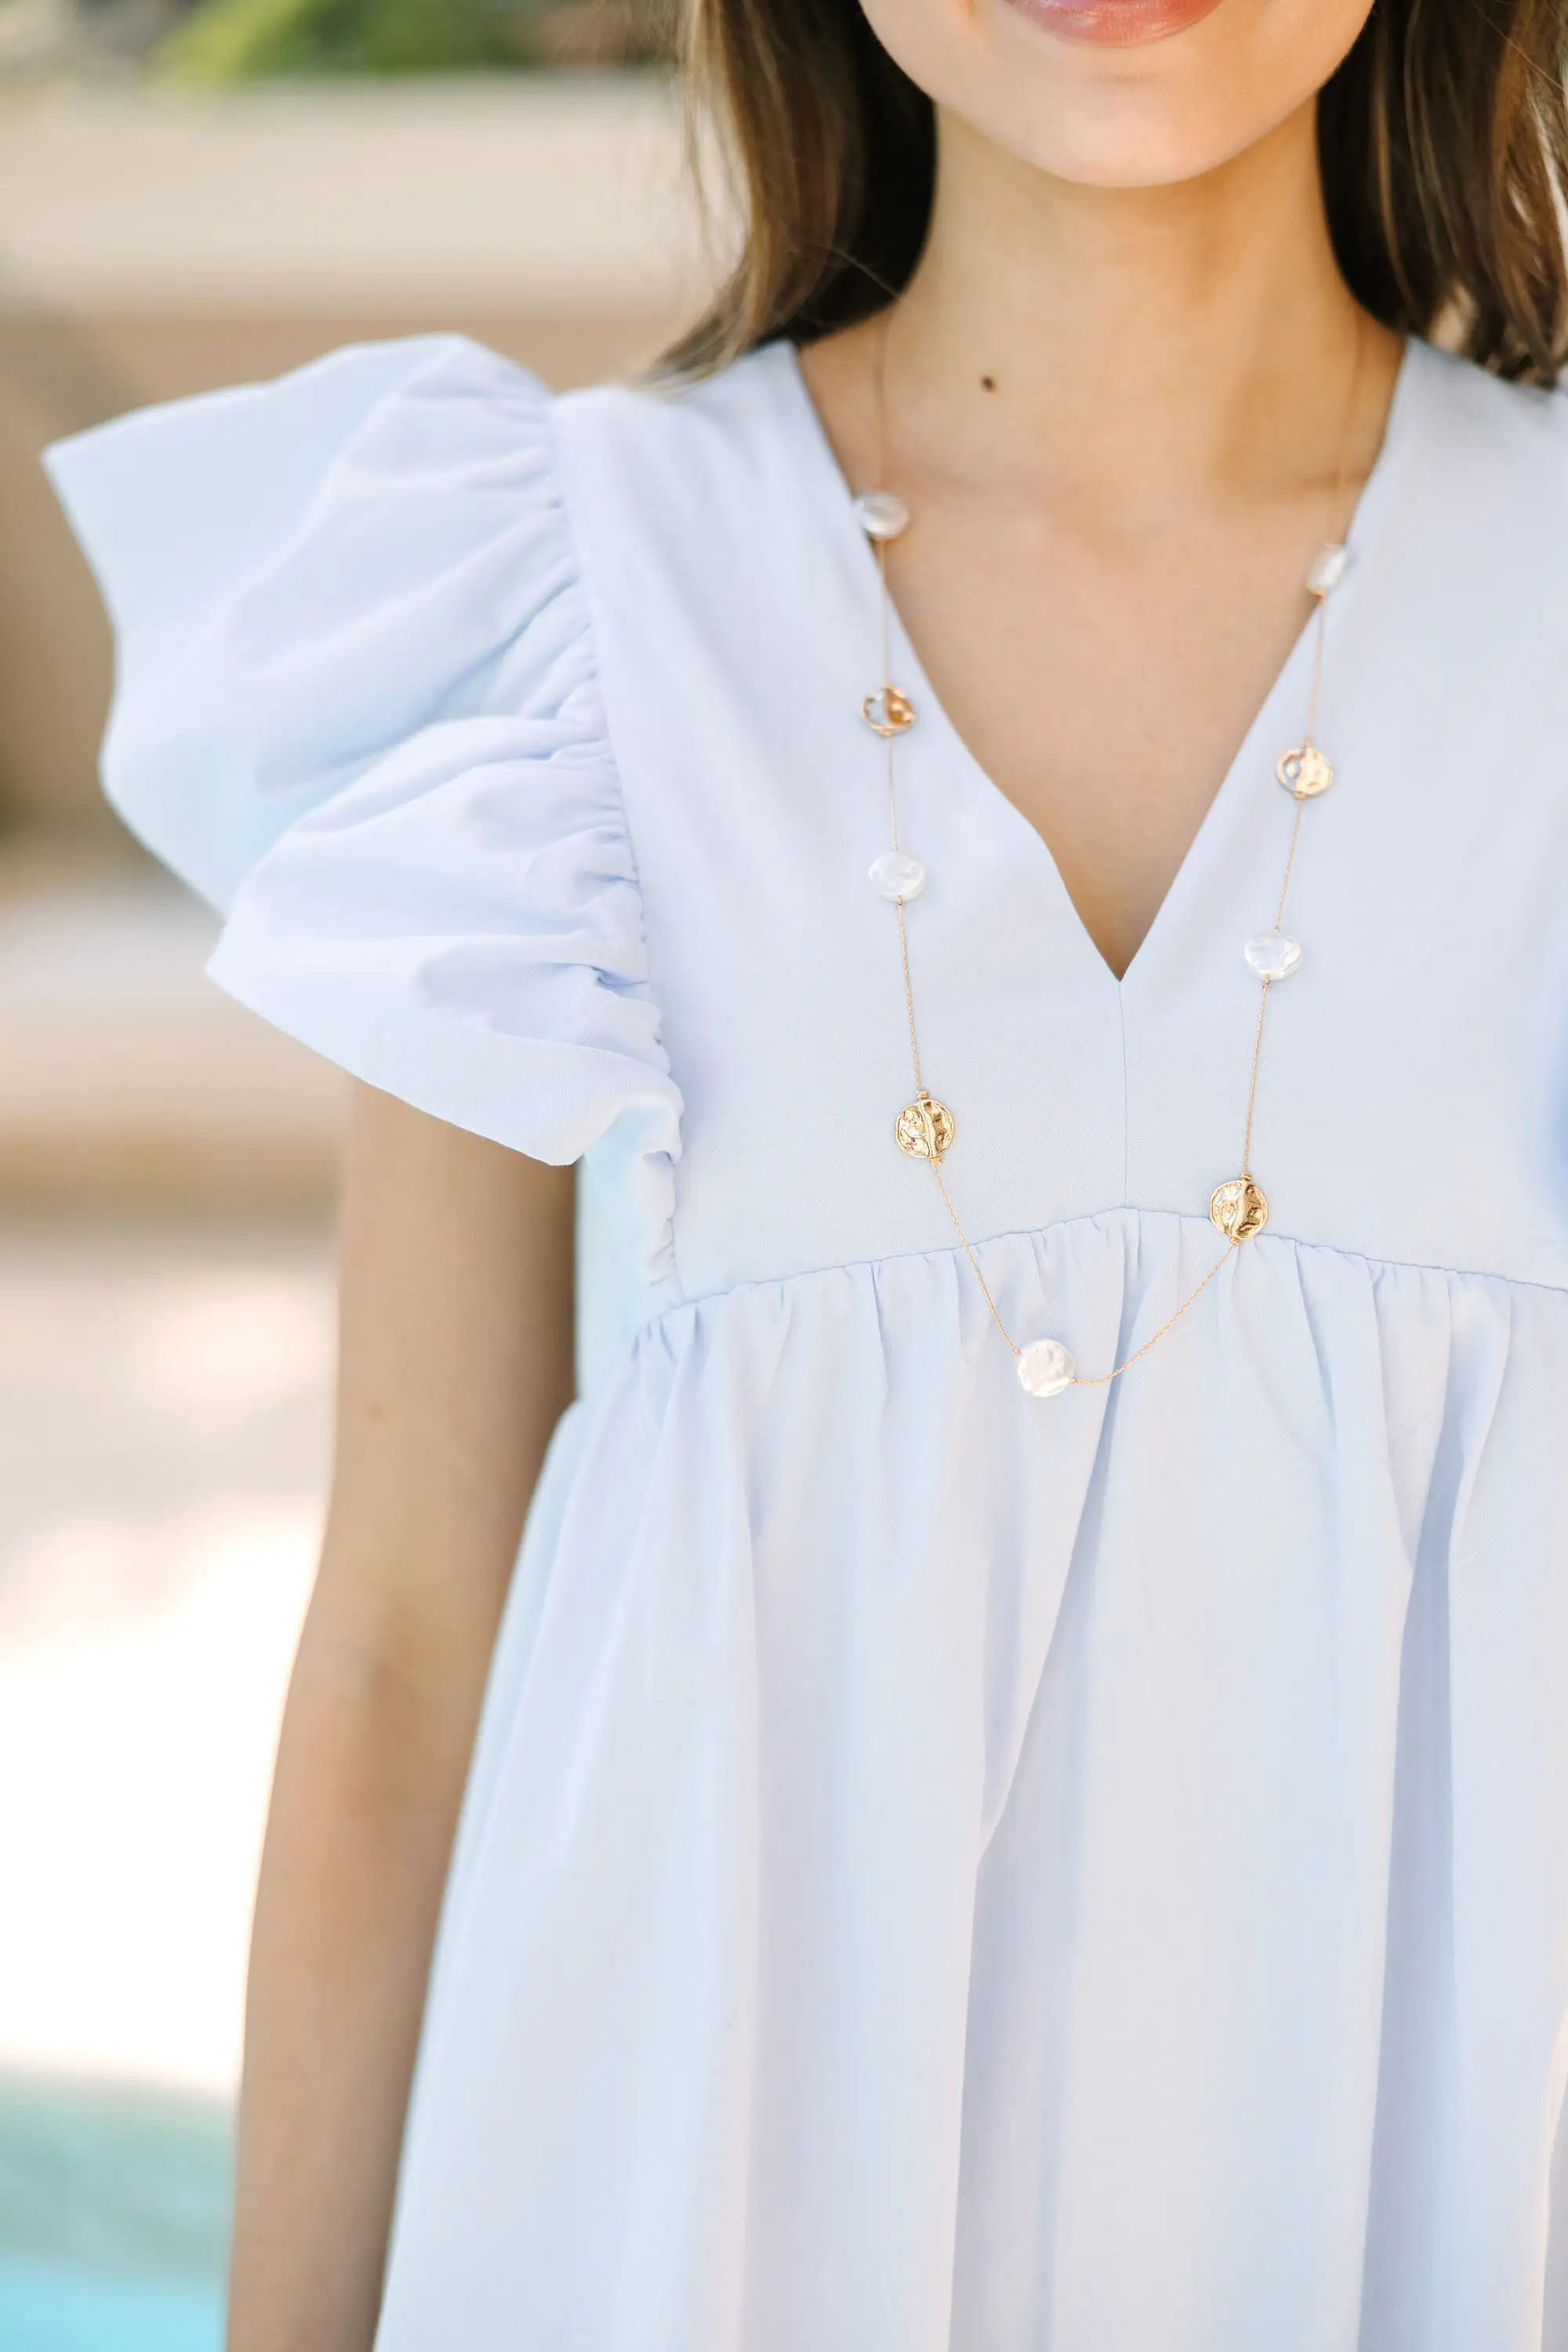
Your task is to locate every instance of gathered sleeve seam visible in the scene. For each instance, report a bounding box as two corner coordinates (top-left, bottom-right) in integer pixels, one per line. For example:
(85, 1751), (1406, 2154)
(544, 388), (687, 1301)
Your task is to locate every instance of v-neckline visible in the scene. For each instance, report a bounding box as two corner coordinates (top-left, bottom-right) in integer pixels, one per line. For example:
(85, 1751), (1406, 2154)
(776, 333), (1420, 994)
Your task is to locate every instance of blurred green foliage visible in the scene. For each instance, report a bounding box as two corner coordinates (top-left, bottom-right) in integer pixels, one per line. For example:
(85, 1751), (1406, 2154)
(155, 0), (647, 80)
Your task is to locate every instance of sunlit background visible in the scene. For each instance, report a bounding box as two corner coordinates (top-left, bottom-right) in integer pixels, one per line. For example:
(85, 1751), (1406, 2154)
(0, 6), (716, 2340)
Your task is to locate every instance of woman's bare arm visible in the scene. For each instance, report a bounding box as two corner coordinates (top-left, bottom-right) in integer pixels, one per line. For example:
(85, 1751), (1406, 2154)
(227, 1080), (575, 2352)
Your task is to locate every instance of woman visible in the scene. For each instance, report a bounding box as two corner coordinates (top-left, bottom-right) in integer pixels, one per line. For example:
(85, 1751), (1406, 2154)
(47, 0), (1568, 2344)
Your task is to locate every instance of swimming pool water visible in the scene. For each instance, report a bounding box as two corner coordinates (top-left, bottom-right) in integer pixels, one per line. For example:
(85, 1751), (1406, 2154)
(0, 2255), (223, 2352)
(0, 2071), (230, 2352)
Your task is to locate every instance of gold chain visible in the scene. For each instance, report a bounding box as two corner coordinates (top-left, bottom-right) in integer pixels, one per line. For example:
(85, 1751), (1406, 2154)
(863, 313), (1367, 1396)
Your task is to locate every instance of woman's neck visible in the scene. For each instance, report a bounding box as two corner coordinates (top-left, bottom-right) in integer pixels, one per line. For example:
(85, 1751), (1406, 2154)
(797, 100), (1406, 979)
(884, 100), (1392, 523)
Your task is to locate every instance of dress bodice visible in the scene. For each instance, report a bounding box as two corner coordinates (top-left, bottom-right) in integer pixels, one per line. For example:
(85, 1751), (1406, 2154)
(47, 333), (1568, 1365)
(554, 338), (1568, 1326)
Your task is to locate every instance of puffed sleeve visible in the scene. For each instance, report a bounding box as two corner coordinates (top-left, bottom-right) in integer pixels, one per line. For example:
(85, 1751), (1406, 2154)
(43, 335), (682, 1171)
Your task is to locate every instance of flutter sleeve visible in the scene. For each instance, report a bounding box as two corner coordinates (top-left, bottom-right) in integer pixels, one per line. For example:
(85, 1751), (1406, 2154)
(44, 335), (681, 1171)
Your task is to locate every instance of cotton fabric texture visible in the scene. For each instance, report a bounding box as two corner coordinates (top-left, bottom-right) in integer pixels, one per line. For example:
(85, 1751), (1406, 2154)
(46, 334), (1568, 2352)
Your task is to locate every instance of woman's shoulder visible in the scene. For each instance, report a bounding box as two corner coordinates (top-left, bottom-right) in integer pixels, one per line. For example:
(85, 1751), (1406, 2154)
(43, 330), (808, 906)
(45, 332), (686, 1175)
(42, 336), (559, 617)
(1403, 336), (1568, 524)
(45, 328), (807, 768)
(557, 335), (800, 448)
(1360, 339), (1568, 708)
(550, 338), (817, 563)
(45, 336), (586, 909)
(46, 335), (559, 624)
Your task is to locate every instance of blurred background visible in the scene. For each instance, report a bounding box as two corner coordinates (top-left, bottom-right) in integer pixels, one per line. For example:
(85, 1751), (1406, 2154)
(0, 3), (717, 2340)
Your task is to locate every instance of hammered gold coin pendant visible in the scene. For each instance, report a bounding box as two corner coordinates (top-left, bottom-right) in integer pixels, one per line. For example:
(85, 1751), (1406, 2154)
(1276, 744), (1334, 799)
(1209, 1175), (1269, 1243)
(895, 1091), (954, 1161)
(862, 686), (917, 739)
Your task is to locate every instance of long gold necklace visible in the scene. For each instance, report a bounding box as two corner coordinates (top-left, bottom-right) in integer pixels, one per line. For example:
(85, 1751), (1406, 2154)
(855, 321), (1364, 1400)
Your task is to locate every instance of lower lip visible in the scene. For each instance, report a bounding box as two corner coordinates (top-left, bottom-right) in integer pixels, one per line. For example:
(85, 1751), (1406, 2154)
(1004, 0), (1225, 45)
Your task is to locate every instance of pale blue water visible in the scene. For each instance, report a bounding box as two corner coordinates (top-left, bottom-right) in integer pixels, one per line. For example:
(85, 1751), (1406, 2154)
(0, 2072), (230, 2352)
(0, 2256), (223, 2351)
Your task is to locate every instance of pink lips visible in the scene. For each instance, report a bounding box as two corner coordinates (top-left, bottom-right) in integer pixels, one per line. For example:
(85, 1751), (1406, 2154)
(1004, 0), (1225, 45)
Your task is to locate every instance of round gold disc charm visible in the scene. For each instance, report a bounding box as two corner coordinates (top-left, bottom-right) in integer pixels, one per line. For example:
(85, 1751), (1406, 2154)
(895, 1091), (954, 1161)
(1210, 1175), (1269, 1243)
(1276, 744), (1334, 799)
(862, 686), (917, 739)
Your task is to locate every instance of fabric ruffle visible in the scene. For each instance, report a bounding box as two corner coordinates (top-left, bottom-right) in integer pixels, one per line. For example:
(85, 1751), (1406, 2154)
(45, 337), (682, 1221)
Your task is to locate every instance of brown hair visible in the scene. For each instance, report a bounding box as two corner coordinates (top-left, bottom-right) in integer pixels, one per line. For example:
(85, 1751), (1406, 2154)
(662, 0), (1568, 384)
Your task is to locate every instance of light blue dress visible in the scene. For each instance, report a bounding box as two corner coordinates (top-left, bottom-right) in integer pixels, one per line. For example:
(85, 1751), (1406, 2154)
(47, 333), (1568, 2351)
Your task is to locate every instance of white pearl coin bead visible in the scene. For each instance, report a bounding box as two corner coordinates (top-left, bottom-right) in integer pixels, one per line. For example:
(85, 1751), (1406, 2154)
(1018, 1338), (1076, 1399)
(1243, 931), (1302, 981)
(1305, 541), (1348, 596)
(853, 489), (910, 542)
(868, 850), (927, 902)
